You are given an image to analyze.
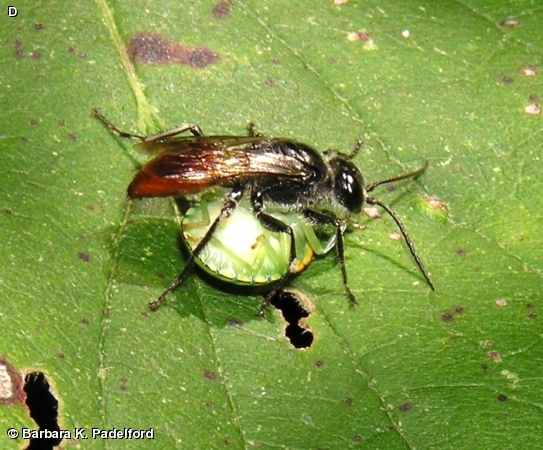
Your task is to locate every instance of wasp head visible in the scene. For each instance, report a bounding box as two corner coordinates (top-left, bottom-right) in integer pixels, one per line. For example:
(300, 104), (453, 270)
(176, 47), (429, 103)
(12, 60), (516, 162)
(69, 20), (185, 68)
(328, 155), (365, 214)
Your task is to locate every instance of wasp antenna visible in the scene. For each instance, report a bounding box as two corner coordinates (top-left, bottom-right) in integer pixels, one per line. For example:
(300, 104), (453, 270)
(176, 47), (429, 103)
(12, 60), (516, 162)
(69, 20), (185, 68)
(366, 161), (428, 193)
(92, 108), (146, 141)
(367, 197), (434, 291)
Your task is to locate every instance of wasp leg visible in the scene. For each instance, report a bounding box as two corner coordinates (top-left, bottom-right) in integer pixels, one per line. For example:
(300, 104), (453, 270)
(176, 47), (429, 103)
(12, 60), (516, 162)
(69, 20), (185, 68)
(247, 122), (263, 137)
(148, 185), (245, 311)
(250, 192), (297, 316)
(303, 209), (358, 307)
(346, 140), (363, 160)
(92, 108), (204, 142)
(255, 214), (297, 317)
(366, 197), (434, 291)
(144, 123), (203, 142)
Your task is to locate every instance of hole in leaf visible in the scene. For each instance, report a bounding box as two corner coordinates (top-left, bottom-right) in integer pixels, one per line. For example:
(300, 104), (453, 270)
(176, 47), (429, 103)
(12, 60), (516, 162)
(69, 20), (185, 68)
(270, 290), (314, 349)
(24, 372), (61, 450)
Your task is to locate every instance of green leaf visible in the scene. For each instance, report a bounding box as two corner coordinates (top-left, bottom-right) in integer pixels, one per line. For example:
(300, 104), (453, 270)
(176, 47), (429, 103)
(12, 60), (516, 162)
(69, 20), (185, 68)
(1, 1), (542, 449)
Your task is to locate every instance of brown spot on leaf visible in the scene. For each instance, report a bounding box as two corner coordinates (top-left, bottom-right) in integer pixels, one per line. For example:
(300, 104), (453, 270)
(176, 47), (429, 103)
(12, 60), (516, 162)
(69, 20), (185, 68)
(497, 394), (507, 402)
(227, 317), (243, 328)
(77, 252), (90, 263)
(120, 377), (128, 393)
(203, 370), (216, 381)
(398, 403), (413, 412)
(130, 32), (220, 69)
(0, 357), (25, 405)
(14, 38), (23, 59)
(35, 23), (45, 30)
(212, 2), (231, 19)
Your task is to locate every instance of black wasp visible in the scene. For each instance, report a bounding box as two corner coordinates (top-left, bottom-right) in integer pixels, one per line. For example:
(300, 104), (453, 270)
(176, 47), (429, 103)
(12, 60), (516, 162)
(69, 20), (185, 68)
(94, 109), (434, 316)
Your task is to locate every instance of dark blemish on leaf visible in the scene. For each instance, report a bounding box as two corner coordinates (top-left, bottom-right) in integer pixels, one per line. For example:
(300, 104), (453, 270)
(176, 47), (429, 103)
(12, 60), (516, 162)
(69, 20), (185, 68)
(56, 352), (65, 360)
(212, 2), (230, 19)
(399, 403), (413, 412)
(315, 360), (324, 368)
(529, 94), (539, 103)
(528, 312), (537, 319)
(441, 312), (453, 323)
(203, 370), (216, 381)
(68, 133), (77, 142)
(527, 303), (534, 308)
(350, 32), (370, 42)
(130, 32), (220, 69)
(205, 401), (213, 408)
(77, 252), (91, 263)
(354, 435), (363, 442)
(343, 397), (353, 406)
(497, 394), (507, 402)
(80, 318), (89, 325)
(265, 77), (276, 87)
(67, 46), (75, 53)
(500, 18), (520, 28)
(58, 119), (65, 126)
(86, 205), (94, 212)
(385, 184), (396, 193)
(0, 357), (25, 405)
(500, 76), (514, 84)
(481, 363), (488, 371)
(487, 351), (502, 363)
(29, 119), (39, 126)
(272, 58), (281, 65)
(455, 306), (465, 315)
(455, 248), (467, 256)
(78, 52), (87, 59)
(14, 38), (23, 58)
(120, 377), (128, 393)
(189, 48), (220, 69)
(227, 317), (243, 328)
(24, 372), (62, 448)
(5, 209), (12, 215)
(21, 136), (28, 142)
(35, 23), (45, 30)
(31, 51), (41, 60)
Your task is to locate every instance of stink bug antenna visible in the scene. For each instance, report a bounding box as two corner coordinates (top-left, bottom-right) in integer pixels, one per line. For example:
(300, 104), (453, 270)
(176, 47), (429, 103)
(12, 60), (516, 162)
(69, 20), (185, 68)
(366, 161), (434, 291)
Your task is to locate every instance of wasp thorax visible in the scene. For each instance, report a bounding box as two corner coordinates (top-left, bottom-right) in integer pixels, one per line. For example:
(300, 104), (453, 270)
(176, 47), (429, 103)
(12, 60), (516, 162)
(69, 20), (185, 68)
(329, 156), (365, 213)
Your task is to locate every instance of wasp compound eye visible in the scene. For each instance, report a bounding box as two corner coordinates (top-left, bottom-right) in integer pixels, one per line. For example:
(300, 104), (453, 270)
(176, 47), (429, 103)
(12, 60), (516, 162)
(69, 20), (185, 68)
(330, 157), (365, 213)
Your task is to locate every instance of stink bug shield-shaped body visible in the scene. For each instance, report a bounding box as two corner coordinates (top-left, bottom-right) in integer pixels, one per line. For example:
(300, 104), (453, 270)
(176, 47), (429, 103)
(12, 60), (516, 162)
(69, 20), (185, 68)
(93, 109), (434, 315)
(180, 189), (339, 286)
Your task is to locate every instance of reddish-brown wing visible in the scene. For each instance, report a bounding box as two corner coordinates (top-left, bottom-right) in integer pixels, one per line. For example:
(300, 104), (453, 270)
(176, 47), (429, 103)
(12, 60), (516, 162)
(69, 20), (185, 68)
(128, 136), (317, 198)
